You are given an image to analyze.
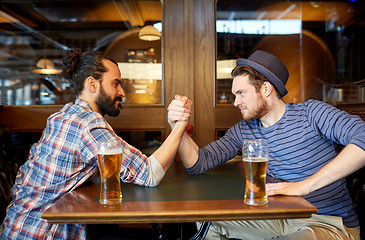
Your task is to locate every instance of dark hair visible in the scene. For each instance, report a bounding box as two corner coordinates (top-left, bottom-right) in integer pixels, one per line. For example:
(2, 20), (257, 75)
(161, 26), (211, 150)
(231, 65), (281, 99)
(62, 49), (117, 96)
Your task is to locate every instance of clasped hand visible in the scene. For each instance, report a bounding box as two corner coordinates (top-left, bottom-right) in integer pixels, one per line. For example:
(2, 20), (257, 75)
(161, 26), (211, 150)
(167, 94), (192, 128)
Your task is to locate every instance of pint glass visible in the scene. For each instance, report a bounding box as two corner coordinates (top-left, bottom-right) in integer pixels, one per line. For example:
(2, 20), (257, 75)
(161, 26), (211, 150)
(242, 139), (269, 205)
(97, 139), (123, 205)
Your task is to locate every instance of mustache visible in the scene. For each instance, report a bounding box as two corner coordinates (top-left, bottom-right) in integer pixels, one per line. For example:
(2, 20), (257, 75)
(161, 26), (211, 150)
(115, 97), (123, 109)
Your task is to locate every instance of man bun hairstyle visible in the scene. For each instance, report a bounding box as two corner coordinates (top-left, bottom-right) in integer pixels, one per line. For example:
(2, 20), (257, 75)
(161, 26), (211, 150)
(62, 49), (117, 96)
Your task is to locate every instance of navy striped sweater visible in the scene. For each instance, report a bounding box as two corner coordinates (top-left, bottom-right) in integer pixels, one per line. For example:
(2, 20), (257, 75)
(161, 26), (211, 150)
(188, 100), (365, 228)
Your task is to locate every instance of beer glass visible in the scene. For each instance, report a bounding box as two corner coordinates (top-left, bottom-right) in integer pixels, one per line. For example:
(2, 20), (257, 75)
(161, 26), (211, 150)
(97, 139), (123, 205)
(242, 139), (269, 205)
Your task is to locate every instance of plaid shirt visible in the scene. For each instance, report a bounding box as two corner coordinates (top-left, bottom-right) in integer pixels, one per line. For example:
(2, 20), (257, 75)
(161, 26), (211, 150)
(1, 98), (150, 239)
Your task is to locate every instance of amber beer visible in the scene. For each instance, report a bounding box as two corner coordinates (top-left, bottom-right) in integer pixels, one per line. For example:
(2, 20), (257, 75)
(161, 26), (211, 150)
(243, 157), (268, 205)
(97, 148), (123, 205)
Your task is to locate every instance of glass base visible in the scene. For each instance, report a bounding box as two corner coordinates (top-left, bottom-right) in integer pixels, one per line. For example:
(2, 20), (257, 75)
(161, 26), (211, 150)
(244, 198), (268, 206)
(99, 199), (122, 205)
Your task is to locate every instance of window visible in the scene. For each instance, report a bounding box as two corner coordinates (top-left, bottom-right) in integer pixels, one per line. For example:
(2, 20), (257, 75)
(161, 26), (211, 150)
(216, 0), (365, 105)
(0, 0), (162, 105)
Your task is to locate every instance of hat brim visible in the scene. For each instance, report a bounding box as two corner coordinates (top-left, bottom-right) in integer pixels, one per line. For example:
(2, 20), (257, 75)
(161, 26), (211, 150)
(236, 59), (288, 97)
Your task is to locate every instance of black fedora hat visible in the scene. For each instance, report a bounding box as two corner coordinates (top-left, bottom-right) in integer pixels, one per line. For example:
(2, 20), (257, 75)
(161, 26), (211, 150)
(236, 50), (289, 97)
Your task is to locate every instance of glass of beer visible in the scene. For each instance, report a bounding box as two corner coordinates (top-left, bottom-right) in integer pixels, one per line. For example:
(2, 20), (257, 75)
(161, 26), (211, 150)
(97, 139), (123, 205)
(242, 139), (269, 206)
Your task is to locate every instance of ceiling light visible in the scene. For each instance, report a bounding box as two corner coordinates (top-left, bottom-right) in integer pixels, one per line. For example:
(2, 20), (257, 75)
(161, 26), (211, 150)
(139, 25), (161, 41)
(310, 1), (321, 8)
(32, 58), (62, 75)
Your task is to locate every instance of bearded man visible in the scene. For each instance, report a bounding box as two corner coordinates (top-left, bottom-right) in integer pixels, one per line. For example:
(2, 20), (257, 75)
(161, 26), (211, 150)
(167, 50), (365, 239)
(1, 49), (191, 239)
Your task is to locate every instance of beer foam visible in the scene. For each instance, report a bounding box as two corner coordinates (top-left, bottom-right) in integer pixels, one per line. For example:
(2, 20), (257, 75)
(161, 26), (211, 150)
(97, 148), (123, 155)
(243, 157), (268, 162)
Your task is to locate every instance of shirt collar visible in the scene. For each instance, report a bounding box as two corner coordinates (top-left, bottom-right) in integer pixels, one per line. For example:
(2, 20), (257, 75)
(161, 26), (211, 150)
(75, 98), (93, 112)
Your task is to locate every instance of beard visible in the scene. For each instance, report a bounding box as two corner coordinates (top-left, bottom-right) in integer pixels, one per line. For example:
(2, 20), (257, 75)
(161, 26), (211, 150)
(95, 85), (122, 117)
(241, 94), (270, 121)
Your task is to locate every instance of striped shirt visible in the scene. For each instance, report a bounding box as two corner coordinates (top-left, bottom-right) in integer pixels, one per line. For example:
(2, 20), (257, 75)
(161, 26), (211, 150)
(188, 100), (365, 228)
(0, 98), (150, 239)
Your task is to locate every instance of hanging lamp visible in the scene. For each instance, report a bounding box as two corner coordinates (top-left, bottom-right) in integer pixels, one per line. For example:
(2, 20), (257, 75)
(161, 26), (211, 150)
(32, 58), (62, 75)
(139, 25), (161, 41)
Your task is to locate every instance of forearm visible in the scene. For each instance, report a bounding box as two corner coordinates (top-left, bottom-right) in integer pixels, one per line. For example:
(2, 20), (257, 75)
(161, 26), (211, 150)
(267, 144), (365, 196)
(144, 155), (165, 187)
(177, 131), (199, 169)
(303, 144), (365, 193)
(152, 121), (188, 172)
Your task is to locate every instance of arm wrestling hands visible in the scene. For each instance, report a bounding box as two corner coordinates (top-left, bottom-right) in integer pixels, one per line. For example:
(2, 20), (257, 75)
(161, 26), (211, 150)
(147, 95), (192, 174)
(167, 95), (199, 168)
(167, 95), (192, 128)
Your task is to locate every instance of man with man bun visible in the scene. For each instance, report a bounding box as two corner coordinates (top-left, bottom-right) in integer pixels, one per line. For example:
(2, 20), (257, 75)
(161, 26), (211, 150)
(1, 49), (191, 239)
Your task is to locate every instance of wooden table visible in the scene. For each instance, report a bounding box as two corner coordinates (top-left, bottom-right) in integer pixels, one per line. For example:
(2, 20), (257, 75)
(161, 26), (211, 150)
(42, 158), (317, 225)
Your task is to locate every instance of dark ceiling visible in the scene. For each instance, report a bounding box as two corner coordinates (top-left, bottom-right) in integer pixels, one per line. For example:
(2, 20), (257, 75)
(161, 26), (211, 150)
(0, 0), (162, 80)
(0, 0), (162, 52)
(1, 0), (365, 76)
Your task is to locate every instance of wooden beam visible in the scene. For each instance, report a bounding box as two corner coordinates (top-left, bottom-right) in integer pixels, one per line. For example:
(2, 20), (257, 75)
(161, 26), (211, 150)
(0, 105), (164, 132)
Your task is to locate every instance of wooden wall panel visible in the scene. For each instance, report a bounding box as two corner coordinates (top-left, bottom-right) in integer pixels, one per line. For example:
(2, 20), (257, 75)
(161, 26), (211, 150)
(105, 105), (165, 130)
(193, 0), (216, 147)
(163, 0), (196, 140)
(215, 105), (243, 129)
(0, 105), (61, 132)
(0, 105), (164, 132)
